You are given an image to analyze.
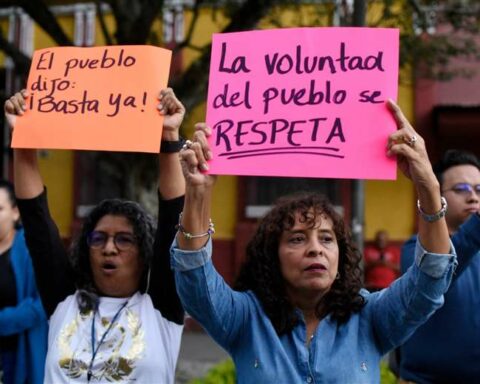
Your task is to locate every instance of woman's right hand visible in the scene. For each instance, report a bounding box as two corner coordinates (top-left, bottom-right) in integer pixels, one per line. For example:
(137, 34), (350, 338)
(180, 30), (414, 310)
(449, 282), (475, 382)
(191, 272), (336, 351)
(8, 89), (43, 200)
(180, 123), (216, 190)
(4, 89), (28, 131)
(386, 99), (438, 194)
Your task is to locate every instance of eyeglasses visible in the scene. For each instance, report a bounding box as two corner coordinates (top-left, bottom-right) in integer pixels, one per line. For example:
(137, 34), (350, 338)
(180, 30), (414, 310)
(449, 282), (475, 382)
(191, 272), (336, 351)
(87, 231), (137, 251)
(443, 183), (480, 196)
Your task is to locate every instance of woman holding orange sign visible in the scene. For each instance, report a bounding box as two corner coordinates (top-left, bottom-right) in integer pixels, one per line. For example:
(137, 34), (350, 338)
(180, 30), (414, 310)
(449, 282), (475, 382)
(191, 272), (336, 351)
(5, 88), (187, 383)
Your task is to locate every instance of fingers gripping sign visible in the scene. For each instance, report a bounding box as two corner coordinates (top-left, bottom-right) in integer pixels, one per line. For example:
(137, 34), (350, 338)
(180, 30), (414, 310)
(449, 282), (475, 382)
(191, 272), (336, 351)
(180, 123), (216, 189)
(4, 89), (28, 130)
(157, 88), (185, 141)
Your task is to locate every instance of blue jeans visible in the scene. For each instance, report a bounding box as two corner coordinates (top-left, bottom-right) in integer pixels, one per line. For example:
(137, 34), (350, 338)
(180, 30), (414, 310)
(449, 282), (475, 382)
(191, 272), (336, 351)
(0, 349), (16, 384)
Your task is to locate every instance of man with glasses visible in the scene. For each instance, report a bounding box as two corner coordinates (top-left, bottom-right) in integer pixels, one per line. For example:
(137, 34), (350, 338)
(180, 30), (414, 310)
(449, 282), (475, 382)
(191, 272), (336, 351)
(399, 149), (480, 383)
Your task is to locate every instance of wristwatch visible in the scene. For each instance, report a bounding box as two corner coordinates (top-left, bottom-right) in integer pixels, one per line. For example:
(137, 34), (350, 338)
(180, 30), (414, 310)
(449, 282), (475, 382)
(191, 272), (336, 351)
(160, 137), (185, 153)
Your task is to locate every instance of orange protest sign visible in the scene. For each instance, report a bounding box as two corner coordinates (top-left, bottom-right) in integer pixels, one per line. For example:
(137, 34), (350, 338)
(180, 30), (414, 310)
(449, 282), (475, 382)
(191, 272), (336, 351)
(12, 45), (172, 153)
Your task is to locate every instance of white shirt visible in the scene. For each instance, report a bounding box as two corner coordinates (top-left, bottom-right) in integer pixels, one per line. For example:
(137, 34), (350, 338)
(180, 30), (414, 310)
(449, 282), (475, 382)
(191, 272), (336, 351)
(44, 292), (183, 383)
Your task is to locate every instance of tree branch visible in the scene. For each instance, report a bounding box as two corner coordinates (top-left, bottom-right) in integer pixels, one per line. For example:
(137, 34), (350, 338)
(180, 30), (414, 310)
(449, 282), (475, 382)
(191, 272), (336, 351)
(132, 0), (163, 44)
(173, 0), (276, 114)
(18, 0), (72, 46)
(95, 0), (114, 45)
(174, 0), (206, 52)
(110, 0), (163, 44)
(0, 29), (31, 74)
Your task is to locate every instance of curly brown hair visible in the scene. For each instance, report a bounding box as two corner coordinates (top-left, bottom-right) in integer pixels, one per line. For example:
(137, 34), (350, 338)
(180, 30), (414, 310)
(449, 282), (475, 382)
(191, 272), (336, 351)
(235, 192), (364, 335)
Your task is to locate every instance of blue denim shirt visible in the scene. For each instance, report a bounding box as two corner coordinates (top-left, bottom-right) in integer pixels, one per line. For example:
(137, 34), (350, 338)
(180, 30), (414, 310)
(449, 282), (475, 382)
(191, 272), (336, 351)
(172, 238), (456, 384)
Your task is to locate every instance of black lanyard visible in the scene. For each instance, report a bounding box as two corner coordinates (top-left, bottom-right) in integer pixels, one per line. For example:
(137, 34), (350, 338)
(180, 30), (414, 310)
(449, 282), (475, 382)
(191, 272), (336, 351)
(87, 300), (128, 382)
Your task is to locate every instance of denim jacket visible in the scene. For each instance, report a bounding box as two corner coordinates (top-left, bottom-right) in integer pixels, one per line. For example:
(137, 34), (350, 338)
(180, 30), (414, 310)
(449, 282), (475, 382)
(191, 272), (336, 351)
(400, 213), (480, 383)
(171, 238), (456, 384)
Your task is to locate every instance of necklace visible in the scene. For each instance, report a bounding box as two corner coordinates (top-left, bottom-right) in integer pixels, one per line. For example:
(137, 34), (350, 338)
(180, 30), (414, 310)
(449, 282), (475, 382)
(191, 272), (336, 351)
(87, 300), (128, 382)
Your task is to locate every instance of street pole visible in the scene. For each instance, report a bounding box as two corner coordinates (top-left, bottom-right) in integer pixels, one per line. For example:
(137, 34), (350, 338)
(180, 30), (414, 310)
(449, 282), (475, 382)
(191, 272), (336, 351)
(351, 0), (366, 254)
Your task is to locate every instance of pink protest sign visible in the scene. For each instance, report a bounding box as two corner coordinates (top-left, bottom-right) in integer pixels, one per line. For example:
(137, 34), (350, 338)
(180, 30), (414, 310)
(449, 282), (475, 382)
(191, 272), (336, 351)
(206, 27), (399, 179)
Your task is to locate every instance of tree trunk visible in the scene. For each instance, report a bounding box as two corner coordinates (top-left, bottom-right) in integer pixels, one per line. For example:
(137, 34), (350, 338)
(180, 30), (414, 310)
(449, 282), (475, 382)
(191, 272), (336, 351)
(173, 0), (276, 114)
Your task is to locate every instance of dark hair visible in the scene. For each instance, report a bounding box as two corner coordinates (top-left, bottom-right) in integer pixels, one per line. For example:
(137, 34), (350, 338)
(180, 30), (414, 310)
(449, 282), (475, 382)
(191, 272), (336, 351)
(0, 179), (21, 229)
(235, 192), (364, 335)
(71, 199), (156, 312)
(434, 149), (480, 187)
(0, 179), (17, 207)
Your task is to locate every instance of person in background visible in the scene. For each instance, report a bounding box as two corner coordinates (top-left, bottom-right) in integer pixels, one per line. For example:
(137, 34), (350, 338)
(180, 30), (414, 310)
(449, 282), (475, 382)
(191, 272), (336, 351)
(400, 149), (480, 383)
(0, 179), (48, 384)
(5, 88), (186, 383)
(364, 229), (400, 291)
(170, 100), (457, 383)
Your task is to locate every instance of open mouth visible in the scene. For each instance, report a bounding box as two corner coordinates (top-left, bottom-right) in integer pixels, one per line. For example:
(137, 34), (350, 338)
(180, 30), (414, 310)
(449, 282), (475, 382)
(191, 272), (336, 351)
(305, 263), (327, 272)
(101, 262), (117, 272)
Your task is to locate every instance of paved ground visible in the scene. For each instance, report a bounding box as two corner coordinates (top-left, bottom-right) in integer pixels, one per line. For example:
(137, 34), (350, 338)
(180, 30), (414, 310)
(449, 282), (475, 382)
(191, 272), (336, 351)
(175, 330), (230, 384)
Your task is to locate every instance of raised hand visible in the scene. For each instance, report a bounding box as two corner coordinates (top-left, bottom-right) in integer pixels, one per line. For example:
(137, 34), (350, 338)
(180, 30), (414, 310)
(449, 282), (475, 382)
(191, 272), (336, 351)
(386, 99), (437, 192)
(387, 99), (449, 254)
(179, 123), (216, 189)
(4, 89), (28, 130)
(157, 88), (185, 141)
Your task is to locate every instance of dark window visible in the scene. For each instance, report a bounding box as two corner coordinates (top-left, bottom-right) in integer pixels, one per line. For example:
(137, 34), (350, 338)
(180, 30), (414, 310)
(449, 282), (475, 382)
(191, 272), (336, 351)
(244, 176), (344, 218)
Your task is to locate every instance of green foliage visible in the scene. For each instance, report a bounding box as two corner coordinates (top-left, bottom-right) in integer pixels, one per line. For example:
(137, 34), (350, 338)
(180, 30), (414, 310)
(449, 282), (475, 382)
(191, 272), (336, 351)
(377, 0), (479, 80)
(257, 0), (480, 81)
(189, 359), (236, 384)
(380, 361), (398, 384)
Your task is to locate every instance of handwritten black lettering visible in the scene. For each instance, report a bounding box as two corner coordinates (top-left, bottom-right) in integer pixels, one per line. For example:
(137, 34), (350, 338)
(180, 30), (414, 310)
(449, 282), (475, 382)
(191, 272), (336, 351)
(264, 53), (294, 74)
(358, 90), (383, 103)
(213, 117), (346, 153)
(214, 119), (235, 151)
(249, 121), (268, 145)
(235, 120), (252, 147)
(218, 42), (251, 74)
(326, 118), (345, 143)
(295, 45), (336, 74)
(33, 90), (99, 114)
(337, 42), (384, 72)
(31, 75), (72, 97)
(213, 82), (252, 109)
(219, 146), (344, 160)
(265, 46), (336, 75)
(310, 117), (328, 141)
(262, 88), (278, 114)
(270, 119), (289, 144)
(141, 92), (147, 112)
(264, 42), (384, 75)
(36, 51), (54, 70)
(63, 48), (136, 77)
(107, 93), (142, 117)
(262, 80), (347, 114)
(287, 120), (307, 146)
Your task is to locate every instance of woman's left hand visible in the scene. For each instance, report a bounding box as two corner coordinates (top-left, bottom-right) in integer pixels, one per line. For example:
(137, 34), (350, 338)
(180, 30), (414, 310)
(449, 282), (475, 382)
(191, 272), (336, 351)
(180, 123), (216, 190)
(386, 99), (437, 191)
(157, 88), (185, 141)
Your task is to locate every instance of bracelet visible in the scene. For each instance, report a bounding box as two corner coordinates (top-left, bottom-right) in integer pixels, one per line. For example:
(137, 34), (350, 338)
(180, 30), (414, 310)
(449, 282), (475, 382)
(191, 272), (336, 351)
(160, 137), (185, 153)
(176, 213), (215, 240)
(417, 197), (448, 222)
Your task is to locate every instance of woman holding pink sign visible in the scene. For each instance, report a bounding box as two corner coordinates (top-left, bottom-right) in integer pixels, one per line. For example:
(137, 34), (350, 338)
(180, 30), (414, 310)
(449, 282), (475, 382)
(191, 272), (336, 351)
(5, 88), (187, 383)
(171, 100), (456, 383)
